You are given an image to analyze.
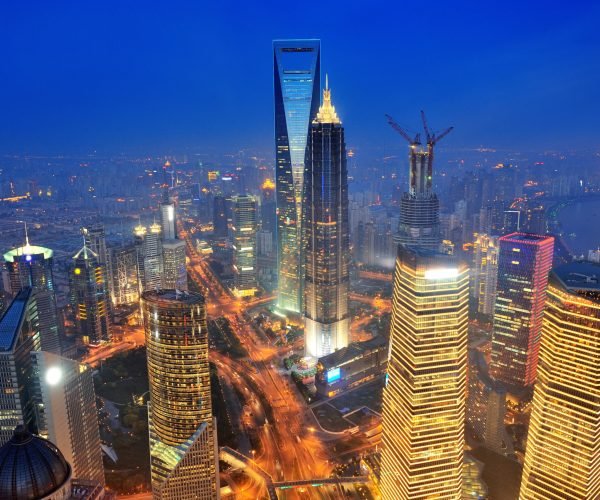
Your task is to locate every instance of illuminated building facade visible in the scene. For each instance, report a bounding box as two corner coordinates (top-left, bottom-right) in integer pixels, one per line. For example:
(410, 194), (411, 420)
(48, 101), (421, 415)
(303, 82), (350, 358)
(274, 39), (320, 313)
(70, 243), (111, 345)
(380, 247), (469, 499)
(109, 244), (140, 305)
(0, 288), (41, 445)
(3, 239), (61, 355)
(232, 195), (258, 297)
(162, 239), (187, 291)
(134, 223), (164, 292)
(31, 351), (105, 486)
(490, 232), (554, 388)
(471, 233), (499, 316)
(142, 290), (219, 499)
(520, 262), (600, 499)
(83, 224), (114, 309)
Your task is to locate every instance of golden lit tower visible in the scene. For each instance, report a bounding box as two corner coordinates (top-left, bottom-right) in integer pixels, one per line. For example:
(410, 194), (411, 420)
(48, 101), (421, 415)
(142, 290), (219, 500)
(381, 246), (469, 499)
(520, 262), (600, 499)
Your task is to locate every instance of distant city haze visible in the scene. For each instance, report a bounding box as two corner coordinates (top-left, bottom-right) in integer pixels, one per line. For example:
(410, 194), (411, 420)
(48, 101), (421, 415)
(2, 2), (600, 155)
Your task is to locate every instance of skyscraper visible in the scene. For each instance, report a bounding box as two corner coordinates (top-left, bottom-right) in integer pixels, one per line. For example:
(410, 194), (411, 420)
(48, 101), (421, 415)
(160, 161), (177, 240)
(520, 262), (600, 499)
(162, 239), (187, 291)
(471, 233), (499, 316)
(274, 39), (321, 313)
(212, 196), (228, 238)
(490, 232), (554, 389)
(388, 113), (451, 251)
(303, 82), (350, 358)
(380, 246), (469, 499)
(142, 290), (219, 499)
(134, 223), (164, 292)
(70, 242), (111, 345)
(0, 288), (41, 445)
(31, 351), (105, 486)
(110, 243), (140, 305)
(232, 194), (258, 297)
(3, 237), (61, 354)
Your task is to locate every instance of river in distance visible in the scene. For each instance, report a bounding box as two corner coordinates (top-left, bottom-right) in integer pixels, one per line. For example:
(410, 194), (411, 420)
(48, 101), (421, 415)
(556, 198), (600, 256)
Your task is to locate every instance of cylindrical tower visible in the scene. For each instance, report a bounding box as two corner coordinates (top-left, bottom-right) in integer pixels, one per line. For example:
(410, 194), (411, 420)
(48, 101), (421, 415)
(141, 289), (218, 499)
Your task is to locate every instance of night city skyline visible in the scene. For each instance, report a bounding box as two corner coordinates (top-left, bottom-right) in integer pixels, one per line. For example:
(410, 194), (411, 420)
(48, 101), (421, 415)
(1, 3), (600, 500)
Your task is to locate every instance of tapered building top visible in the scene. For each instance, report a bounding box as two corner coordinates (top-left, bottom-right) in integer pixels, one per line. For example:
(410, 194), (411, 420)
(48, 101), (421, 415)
(314, 76), (341, 124)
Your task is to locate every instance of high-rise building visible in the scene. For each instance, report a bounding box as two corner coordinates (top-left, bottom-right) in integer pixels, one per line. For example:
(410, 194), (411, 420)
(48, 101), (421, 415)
(520, 262), (600, 499)
(109, 244), (140, 305)
(134, 223), (164, 292)
(471, 233), (499, 316)
(142, 290), (219, 499)
(70, 242), (111, 345)
(212, 196), (228, 238)
(0, 288), (41, 445)
(490, 232), (554, 389)
(392, 115), (448, 251)
(467, 350), (509, 455)
(303, 82), (350, 358)
(160, 161), (177, 240)
(31, 351), (105, 486)
(3, 238), (61, 354)
(274, 39), (321, 313)
(232, 195), (258, 297)
(380, 246), (469, 499)
(162, 239), (187, 291)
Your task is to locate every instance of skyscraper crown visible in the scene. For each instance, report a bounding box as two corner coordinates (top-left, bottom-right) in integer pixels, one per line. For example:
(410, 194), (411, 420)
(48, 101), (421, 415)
(314, 75), (341, 124)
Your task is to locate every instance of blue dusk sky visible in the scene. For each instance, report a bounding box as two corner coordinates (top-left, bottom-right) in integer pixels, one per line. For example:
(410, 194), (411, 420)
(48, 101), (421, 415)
(1, 1), (600, 156)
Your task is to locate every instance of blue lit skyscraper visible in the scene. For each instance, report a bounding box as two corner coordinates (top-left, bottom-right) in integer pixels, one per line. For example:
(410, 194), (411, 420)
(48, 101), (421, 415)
(274, 39), (320, 313)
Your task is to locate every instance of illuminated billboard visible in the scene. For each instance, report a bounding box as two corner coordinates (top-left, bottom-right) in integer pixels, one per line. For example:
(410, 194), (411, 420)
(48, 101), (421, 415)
(327, 367), (341, 383)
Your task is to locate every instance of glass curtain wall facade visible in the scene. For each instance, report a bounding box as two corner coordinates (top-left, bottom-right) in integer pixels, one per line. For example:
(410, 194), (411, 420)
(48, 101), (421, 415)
(0, 288), (41, 446)
(303, 84), (350, 358)
(142, 290), (218, 500)
(490, 232), (554, 388)
(520, 262), (600, 499)
(274, 39), (320, 313)
(380, 247), (469, 499)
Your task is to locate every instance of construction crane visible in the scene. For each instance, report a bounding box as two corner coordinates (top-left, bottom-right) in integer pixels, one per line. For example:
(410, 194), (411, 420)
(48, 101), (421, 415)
(420, 110), (453, 185)
(385, 114), (421, 147)
(386, 114), (422, 194)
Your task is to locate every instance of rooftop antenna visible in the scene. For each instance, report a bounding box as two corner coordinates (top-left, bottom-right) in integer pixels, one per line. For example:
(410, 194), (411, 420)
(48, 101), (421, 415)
(325, 73), (329, 90)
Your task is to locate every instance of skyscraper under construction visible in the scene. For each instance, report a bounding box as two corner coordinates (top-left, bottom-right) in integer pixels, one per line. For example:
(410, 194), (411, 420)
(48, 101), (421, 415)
(303, 81), (350, 358)
(274, 39), (321, 314)
(387, 113), (452, 251)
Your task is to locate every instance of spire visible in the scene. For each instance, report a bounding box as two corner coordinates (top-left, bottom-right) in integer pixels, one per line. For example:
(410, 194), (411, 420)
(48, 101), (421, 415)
(314, 76), (341, 125)
(23, 222), (32, 255)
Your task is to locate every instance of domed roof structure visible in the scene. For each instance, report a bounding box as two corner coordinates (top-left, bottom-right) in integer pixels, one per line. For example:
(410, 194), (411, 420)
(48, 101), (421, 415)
(0, 426), (72, 499)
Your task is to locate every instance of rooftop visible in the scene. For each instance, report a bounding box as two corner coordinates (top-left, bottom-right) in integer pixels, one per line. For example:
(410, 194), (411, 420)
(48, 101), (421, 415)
(318, 335), (387, 370)
(501, 232), (554, 244)
(3, 244), (53, 263)
(553, 261), (600, 293)
(142, 289), (205, 306)
(0, 289), (32, 352)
